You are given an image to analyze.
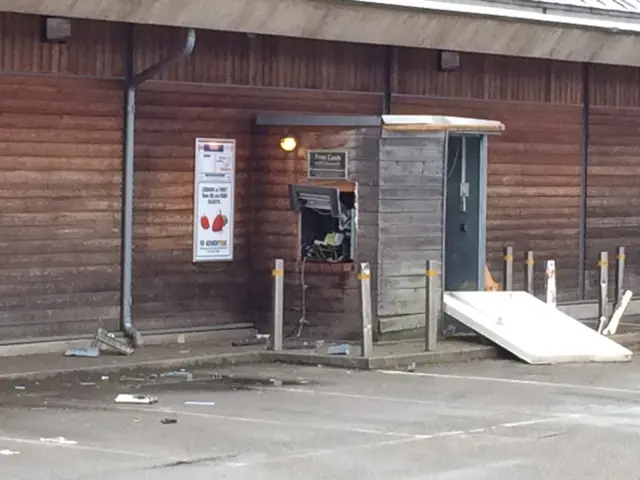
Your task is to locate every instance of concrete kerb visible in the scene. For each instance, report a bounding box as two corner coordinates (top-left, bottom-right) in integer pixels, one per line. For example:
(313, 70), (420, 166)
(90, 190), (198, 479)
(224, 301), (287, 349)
(2, 332), (639, 382)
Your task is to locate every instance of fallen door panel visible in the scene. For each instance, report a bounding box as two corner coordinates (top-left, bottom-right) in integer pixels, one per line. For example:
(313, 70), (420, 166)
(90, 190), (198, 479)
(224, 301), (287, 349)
(443, 291), (632, 364)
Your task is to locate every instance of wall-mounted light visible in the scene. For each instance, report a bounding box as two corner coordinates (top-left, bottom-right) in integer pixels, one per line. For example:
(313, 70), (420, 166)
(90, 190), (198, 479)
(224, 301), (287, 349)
(41, 17), (72, 44)
(437, 51), (460, 72)
(280, 135), (297, 152)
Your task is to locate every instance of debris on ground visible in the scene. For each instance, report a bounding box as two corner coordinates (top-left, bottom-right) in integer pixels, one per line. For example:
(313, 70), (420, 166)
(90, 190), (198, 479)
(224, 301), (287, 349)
(114, 394), (158, 405)
(407, 362), (416, 372)
(184, 401), (215, 406)
(13, 385), (26, 391)
(120, 376), (145, 382)
(95, 328), (134, 356)
(0, 450), (20, 456)
(163, 371), (193, 381)
(327, 344), (350, 355)
(39, 437), (77, 445)
(79, 382), (96, 387)
(64, 347), (100, 358)
(179, 349), (191, 354)
(101, 376), (110, 381)
(232, 333), (270, 347)
(177, 334), (186, 344)
(269, 379), (283, 387)
(161, 418), (178, 425)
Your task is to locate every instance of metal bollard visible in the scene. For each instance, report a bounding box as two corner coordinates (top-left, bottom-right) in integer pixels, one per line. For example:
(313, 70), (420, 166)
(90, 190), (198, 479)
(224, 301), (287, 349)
(359, 263), (374, 358)
(524, 251), (534, 295)
(503, 246), (514, 291)
(597, 251), (609, 333)
(615, 246), (625, 309)
(270, 259), (284, 352)
(545, 260), (556, 307)
(425, 260), (440, 352)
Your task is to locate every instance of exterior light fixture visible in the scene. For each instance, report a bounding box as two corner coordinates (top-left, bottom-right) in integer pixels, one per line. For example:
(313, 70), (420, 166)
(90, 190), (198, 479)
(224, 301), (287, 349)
(280, 135), (297, 152)
(41, 17), (72, 44)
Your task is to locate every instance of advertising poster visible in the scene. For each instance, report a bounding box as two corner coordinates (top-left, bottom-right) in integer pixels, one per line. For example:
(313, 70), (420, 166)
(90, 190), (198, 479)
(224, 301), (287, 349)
(192, 138), (236, 262)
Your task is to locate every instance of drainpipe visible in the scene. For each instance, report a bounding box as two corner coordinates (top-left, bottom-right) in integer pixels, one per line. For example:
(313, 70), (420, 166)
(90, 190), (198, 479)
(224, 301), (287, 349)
(121, 25), (197, 347)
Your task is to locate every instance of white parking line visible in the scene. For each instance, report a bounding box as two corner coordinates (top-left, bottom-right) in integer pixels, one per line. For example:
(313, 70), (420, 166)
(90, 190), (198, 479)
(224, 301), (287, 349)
(378, 370), (640, 395)
(0, 435), (174, 460)
(223, 414), (578, 467)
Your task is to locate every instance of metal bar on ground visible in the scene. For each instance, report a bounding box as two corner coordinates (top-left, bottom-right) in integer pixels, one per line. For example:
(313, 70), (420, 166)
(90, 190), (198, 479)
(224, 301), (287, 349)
(503, 246), (513, 291)
(545, 260), (556, 307)
(615, 246), (625, 309)
(425, 260), (440, 352)
(270, 259), (284, 352)
(525, 251), (534, 295)
(359, 262), (373, 358)
(597, 251), (609, 334)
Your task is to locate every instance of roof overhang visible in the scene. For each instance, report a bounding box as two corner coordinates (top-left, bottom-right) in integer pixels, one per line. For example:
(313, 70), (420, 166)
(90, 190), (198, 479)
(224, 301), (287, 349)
(3, 0), (640, 66)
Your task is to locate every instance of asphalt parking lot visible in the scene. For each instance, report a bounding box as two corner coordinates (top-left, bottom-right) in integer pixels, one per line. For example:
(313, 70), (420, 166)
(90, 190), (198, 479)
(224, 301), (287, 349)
(2, 358), (640, 480)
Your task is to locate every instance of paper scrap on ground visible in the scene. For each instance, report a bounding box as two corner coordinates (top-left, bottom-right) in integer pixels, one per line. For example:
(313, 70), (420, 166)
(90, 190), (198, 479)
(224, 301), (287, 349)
(40, 437), (78, 445)
(0, 449), (19, 456)
(184, 401), (215, 406)
(115, 394), (158, 405)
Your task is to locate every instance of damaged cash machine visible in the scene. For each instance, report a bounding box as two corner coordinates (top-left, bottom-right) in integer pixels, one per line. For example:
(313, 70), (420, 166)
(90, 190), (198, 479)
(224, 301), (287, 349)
(250, 114), (504, 341)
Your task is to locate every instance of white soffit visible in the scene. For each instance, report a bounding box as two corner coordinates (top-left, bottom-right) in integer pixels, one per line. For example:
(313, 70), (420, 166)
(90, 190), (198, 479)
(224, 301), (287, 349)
(443, 291), (633, 365)
(349, 0), (640, 33)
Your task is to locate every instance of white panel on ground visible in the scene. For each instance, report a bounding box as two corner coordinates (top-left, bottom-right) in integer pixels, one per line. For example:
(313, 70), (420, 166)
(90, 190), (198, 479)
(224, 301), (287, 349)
(443, 291), (633, 365)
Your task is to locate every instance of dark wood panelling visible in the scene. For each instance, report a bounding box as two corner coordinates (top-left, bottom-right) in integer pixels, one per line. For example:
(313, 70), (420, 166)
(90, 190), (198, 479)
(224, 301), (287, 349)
(377, 131), (445, 334)
(396, 49), (582, 105)
(586, 106), (640, 299)
(0, 75), (123, 341)
(134, 25), (387, 92)
(392, 96), (582, 301)
(137, 82), (382, 334)
(0, 12), (125, 77)
(589, 64), (640, 108)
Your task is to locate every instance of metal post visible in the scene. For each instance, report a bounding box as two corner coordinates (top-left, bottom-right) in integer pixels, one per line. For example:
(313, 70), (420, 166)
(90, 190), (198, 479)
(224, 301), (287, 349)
(545, 260), (556, 307)
(524, 251), (534, 295)
(270, 259), (284, 352)
(425, 260), (440, 351)
(503, 246), (513, 291)
(359, 263), (373, 358)
(597, 251), (609, 333)
(615, 246), (625, 309)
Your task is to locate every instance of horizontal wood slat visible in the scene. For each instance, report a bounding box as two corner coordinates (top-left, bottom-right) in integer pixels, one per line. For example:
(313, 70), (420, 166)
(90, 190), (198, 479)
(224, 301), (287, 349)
(0, 75), (123, 340)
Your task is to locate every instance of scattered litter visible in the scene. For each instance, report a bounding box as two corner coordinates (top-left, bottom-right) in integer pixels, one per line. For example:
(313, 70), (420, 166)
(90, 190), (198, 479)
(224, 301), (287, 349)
(177, 334), (186, 344)
(179, 349), (191, 354)
(407, 362), (416, 372)
(114, 394), (158, 405)
(14, 385), (26, 391)
(232, 334), (270, 347)
(184, 401), (215, 406)
(161, 418), (178, 425)
(0, 449), (19, 456)
(149, 374), (158, 380)
(164, 371), (193, 381)
(299, 380), (310, 384)
(40, 437), (77, 445)
(95, 328), (134, 356)
(101, 376), (110, 381)
(269, 379), (283, 387)
(64, 347), (100, 358)
(327, 344), (350, 355)
(79, 382), (96, 387)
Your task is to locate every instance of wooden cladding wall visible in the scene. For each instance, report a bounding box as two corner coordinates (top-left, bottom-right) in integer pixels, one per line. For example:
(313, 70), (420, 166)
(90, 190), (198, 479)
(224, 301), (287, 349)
(586, 106), (640, 299)
(136, 83), (382, 333)
(0, 75), (123, 341)
(134, 25), (387, 92)
(396, 48), (583, 105)
(0, 12), (125, 78)
(392, 96), (583, 302)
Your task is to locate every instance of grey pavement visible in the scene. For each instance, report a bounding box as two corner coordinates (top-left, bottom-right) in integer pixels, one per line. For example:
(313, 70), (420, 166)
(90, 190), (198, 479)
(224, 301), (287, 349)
(2, 358), (640, 479)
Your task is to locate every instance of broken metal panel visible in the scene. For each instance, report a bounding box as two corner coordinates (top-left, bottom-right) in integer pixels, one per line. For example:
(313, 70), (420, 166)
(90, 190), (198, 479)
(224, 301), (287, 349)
(3, 0), (640, 66)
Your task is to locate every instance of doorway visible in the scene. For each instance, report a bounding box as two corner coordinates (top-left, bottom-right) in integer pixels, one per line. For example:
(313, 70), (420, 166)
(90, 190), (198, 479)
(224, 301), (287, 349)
(444, 134), (488, 293)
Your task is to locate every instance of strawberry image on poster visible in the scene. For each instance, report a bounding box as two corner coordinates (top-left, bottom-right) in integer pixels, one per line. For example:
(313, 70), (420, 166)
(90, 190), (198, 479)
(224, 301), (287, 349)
(200, 215), (210, 230)
(212, 211), (228, 232)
